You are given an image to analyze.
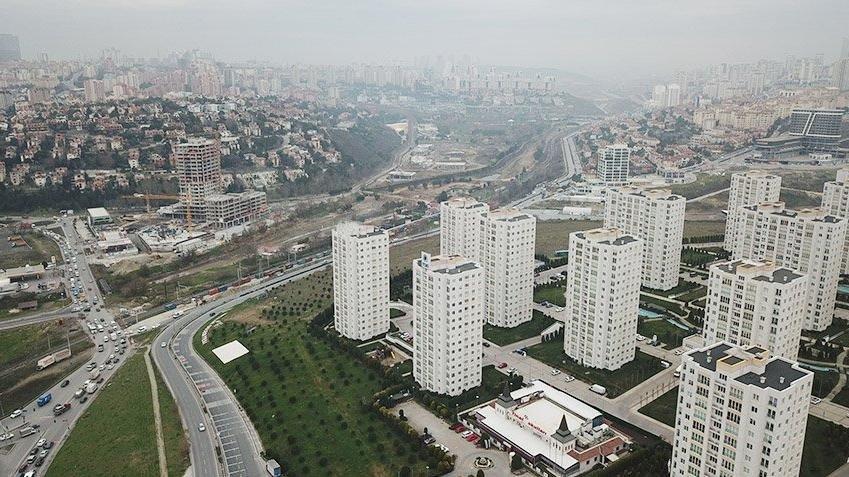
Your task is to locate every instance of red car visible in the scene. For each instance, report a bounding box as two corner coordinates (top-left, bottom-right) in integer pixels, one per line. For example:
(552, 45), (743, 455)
(448, 423), (462, 431)
(454, 425), (466, 433)
(465, 433), (479, 442)
(497, 362), (508, 369)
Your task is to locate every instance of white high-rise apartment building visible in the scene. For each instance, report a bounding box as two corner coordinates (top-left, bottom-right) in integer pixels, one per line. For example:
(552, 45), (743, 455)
(820, 167), (849, 274)
(564, 228), (642, 370)
(604, 187), (685, 290)
(652, 84), (667, 108)
(440, 197), (489, 260)
(704, 260), (807, 360)
(479, 209), (536, 327)
(413, 253), (484, 396)
(724, 171), (781, 251)
(331, 222), (390, 341)
(597, 145), (630, 185)
(732, 202), (845, 331)
(671, 343), (812, 477)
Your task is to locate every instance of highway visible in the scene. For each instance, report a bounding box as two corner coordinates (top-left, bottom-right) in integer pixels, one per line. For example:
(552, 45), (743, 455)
(0, 216), (128, 477)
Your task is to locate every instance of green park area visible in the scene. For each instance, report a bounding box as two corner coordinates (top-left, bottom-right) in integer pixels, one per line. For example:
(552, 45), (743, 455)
(525, 340), (664, 398)
(483, 310), (556, 346)
(533, 281), (566, 306)
(195, 270), (447, 476)
(638, 387), (678, 427)
(637, 318), (696, 349)
(46, 352), (188, 477)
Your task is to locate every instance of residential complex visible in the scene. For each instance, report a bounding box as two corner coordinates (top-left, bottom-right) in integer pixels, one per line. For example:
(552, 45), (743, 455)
(731, 202), (845, 331)
(604, 186), (685, 290)
(704, 260), (807, 360)
(331, 222), (390, 341)
(413, 253), (484, 396)
(724, 171), (782, 251)
(479, 209), (536, 327)
(439, 197), (489, 260)
(820, 167), (849, 274)
(671, 343), (813, 477)
(470, 380), (630, 477)
(597, 144), (630, 185)
(563, 228), (642, 370)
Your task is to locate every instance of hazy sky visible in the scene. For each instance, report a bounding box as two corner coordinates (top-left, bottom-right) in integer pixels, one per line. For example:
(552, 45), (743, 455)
(6, 0), (849, 78)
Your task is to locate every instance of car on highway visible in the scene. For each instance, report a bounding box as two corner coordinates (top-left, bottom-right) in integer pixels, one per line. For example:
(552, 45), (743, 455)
(73, 389), (85, 399)
(60, 379), (70, 387)
(198, 423), (206, 432)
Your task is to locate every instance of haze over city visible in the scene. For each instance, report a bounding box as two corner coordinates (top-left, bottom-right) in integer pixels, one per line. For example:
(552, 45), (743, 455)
(2, 2), (849, 477)
(6, 0), (849, 78)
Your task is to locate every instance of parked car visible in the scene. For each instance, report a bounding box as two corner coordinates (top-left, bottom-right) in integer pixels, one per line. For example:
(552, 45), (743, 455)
(497, 362), (508, 369)
(10, 409), (22, 419)
(563, 374), (575, 382)
(811, 396), (822, 405)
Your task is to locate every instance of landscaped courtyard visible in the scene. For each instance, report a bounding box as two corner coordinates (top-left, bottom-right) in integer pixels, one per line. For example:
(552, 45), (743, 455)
(524, 340), (665, 398)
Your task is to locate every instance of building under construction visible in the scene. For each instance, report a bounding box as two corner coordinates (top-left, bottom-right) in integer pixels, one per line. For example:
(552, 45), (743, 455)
(159, 137), (268, 228)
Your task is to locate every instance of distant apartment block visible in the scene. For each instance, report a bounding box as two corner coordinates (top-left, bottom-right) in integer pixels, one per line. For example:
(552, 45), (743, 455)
(604, 186), (685, 290)
(820, 166), (849, 274)
(440, 197), (489, 261)
(704, 260), (807, 360)
(564, 228), (642, 370)
(671, 343), (812, 477)
(413, 253), (484, 396)
(0, 34), (21, 62)
(731, 202), (845, 331)
(724, 171), (781, 251)
(479, 209), (536, 327)
(332, 222), (390, 341)
(597, 145), (630, 185)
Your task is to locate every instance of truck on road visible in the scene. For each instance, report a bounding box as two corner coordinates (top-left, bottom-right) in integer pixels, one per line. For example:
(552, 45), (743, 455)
(85, 382), (98, 394)
(36, 393), (52, 407)
(53, 403), (71, 416)
(18, 427), (37, 438)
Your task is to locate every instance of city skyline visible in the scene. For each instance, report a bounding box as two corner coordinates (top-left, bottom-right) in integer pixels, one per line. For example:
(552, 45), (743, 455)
(4, 0), (849, 79)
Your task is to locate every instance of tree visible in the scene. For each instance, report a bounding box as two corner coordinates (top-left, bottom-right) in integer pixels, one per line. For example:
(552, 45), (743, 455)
(399, 466), (412, 477)
(436, 190), (449, 203)
(398, 409), (407, 421)
(476, 470), (486, 477)
(510, 454), (523, 471)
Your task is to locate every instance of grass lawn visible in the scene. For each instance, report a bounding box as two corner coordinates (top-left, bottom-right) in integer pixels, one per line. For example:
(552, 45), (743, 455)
(638, 318), (695, 349)
(195, 272), (437, 476)
(534, 220), (725, 256)
(533, 283), (566, 306)
(525, 340), (665, 398)
(669, 173), (731, 199)
(0, 290), (70, 321)
(0, 231), (63, 268)
(421, 365), (521, 413)
(0, 321), (93, 413)
(483, 310), (556, 346)
(46, 353), (160, 477)
(811, 369), (840, 398)
(780, 188), (822, 208)
(637, 386), (678, 427)
(640, 295), (686, 316)
(390, 234), (439, 275)
(675, 287), (707, 303)
(644, 280), (699, 298)
(800, 416), (849, 477)
(154, 361), (190, 477)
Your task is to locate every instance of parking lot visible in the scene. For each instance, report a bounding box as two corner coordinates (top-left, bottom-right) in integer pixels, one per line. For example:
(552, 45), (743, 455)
(395, 401), (511, 477)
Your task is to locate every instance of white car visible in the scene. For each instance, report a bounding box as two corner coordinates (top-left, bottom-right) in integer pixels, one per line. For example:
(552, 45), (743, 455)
(636, 334), (646, 342)
(563, 375), (575, 382)
(9, 409), (22, 419)
(36, 438), (46, 448)
(460, 430), (473, 438)
(811, 396), (822, 405)
(673, 350), (683, 356)
(161, 342), (167, 348)
(550, 369), (561, 376)
(198, 423), (206, 432)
